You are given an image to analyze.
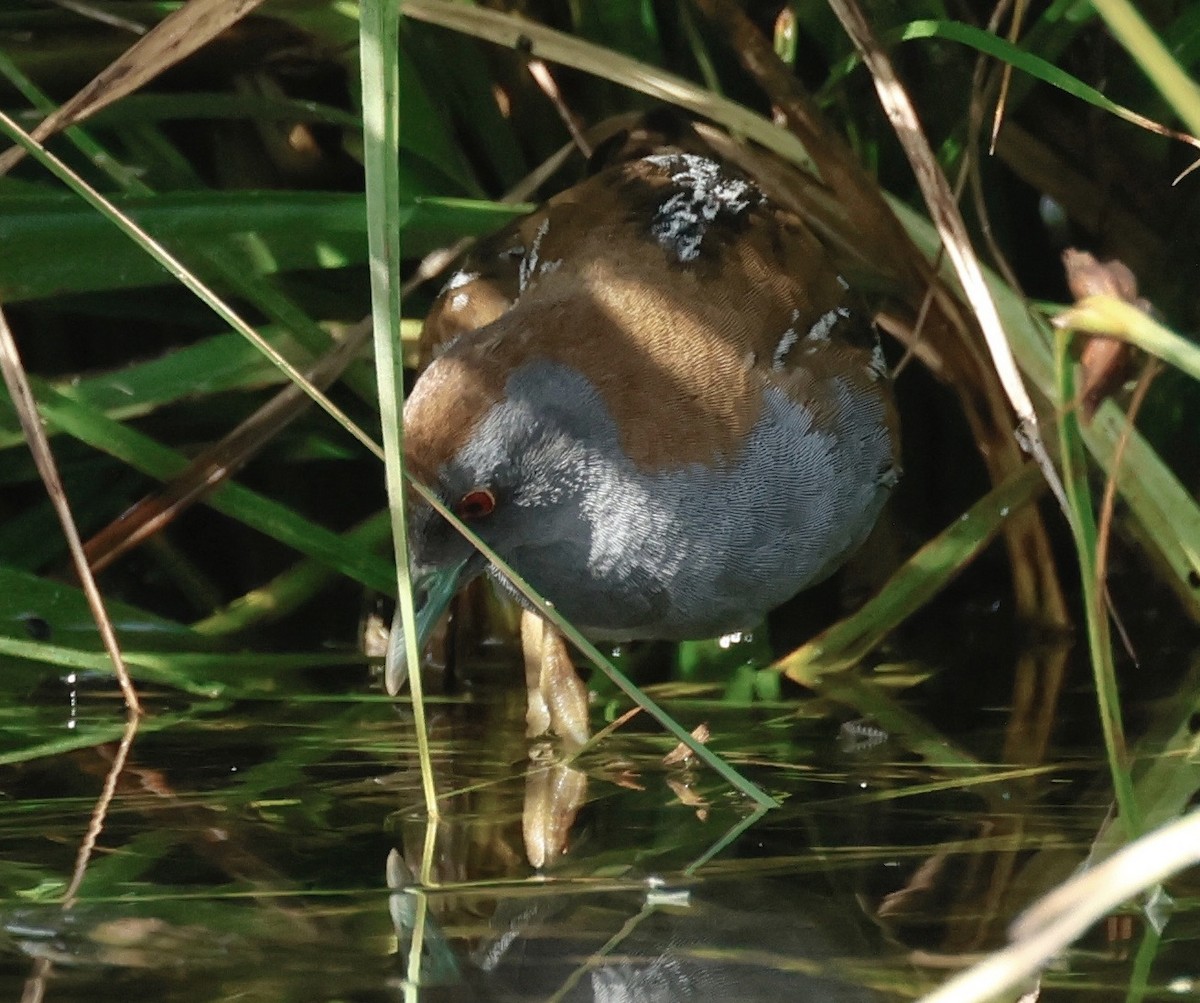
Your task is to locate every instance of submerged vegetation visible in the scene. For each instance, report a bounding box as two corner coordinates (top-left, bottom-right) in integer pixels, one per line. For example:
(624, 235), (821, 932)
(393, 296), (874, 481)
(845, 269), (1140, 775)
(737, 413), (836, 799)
(0, 0), (1198, 1000)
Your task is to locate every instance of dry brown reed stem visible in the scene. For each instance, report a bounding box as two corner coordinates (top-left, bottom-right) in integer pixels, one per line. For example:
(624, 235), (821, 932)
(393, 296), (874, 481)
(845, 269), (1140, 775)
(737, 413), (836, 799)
(0, 0), (268, 174)
(0, 305), (142, 715)
(989, 0), (1030, 153)
(61, 716), (140, 905)
(20, 957), (49, 1003)
(82, 321), (373, 573)
(966, 0), (1026, 297)
(826, 0), (1066, 513)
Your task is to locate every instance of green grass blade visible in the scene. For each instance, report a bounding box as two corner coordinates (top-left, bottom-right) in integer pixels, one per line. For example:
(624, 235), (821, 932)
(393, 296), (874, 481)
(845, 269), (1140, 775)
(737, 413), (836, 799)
(0, 330), (293, 452)
(0, 111), (381, 461)
(1054, 328), (1142, 836)
(1056, 296), (1200, 383)
(0, 635), (365, 697)
(1091, 0), (1200, 137)
(774, 463), (1045, 684)
(824, 20), (1199, 149)
(32, 382), (397, 594)
(362, 0), (438, 823)
(0, 563), (200, 650)
(0, 189), (528, 302)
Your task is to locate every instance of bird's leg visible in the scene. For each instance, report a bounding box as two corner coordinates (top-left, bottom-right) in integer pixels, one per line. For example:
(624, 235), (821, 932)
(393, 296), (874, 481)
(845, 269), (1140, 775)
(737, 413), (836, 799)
(521, 611), (553, 738)
(539, 623), (590, 747)
(520, 611), (590, 747)
(522, 742), (588, 869)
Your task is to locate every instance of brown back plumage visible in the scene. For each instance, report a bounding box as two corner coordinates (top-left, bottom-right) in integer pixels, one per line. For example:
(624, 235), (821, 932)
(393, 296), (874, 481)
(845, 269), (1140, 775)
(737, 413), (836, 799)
(408, 154), (898, 478)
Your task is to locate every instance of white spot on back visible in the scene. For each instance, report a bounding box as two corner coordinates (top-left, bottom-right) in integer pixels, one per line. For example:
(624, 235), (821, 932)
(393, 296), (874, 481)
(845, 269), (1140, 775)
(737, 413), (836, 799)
(772, 310), (803, 371)
(644, 154), (763, 263)
(868, 340), (888, 379)
(519, 218), (551, 292)
(450, 292), (469, 311)
(443, 270), (477, 293)
(806, 306), (850, 343)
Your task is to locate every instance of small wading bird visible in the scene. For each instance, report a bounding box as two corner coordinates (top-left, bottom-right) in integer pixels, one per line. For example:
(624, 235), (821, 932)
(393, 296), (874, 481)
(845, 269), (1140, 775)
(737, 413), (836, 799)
(388, 145), (900, 746)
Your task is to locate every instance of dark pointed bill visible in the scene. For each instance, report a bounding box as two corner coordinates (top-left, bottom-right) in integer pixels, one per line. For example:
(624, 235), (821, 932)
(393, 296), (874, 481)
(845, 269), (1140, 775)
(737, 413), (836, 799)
(384, 557), (471, 696)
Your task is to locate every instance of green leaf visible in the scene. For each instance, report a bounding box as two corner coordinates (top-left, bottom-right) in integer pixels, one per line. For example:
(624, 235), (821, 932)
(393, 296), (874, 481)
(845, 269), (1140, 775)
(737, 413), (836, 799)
(30, 382), (399, 595)
(825, 19), (1199, 148)
(0, 563), (201, 652)
(0, 191), (530, 301)
(0, 330), (297, 451)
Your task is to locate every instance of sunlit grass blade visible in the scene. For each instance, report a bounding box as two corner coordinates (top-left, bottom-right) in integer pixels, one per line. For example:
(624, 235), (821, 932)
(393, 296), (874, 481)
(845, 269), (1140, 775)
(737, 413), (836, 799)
(0, 190), (528, 301)
(0, 110), (380, 462)
(0, 634), (366, 698)
(1055, 296), (1200, 383)
(916, 809), (1200, 1003)
(0, 50), (382, 409)
(362, 0), (438, 824)
(1090, 0), (1200, 138)
(0, 330), (292, 452)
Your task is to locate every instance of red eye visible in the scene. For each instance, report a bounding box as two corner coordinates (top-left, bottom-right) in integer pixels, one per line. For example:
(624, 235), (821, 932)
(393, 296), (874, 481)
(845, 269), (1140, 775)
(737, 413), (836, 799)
(455, 488), (496, 520)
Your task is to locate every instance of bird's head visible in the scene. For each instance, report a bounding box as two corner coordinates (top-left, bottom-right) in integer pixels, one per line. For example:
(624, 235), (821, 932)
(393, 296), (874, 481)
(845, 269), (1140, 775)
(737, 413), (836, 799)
(385, 336), (597, 693)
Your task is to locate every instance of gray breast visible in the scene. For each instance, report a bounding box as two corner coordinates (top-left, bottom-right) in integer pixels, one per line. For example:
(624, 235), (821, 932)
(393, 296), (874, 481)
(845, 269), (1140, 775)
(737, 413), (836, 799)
(460, 361), (895, 641)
